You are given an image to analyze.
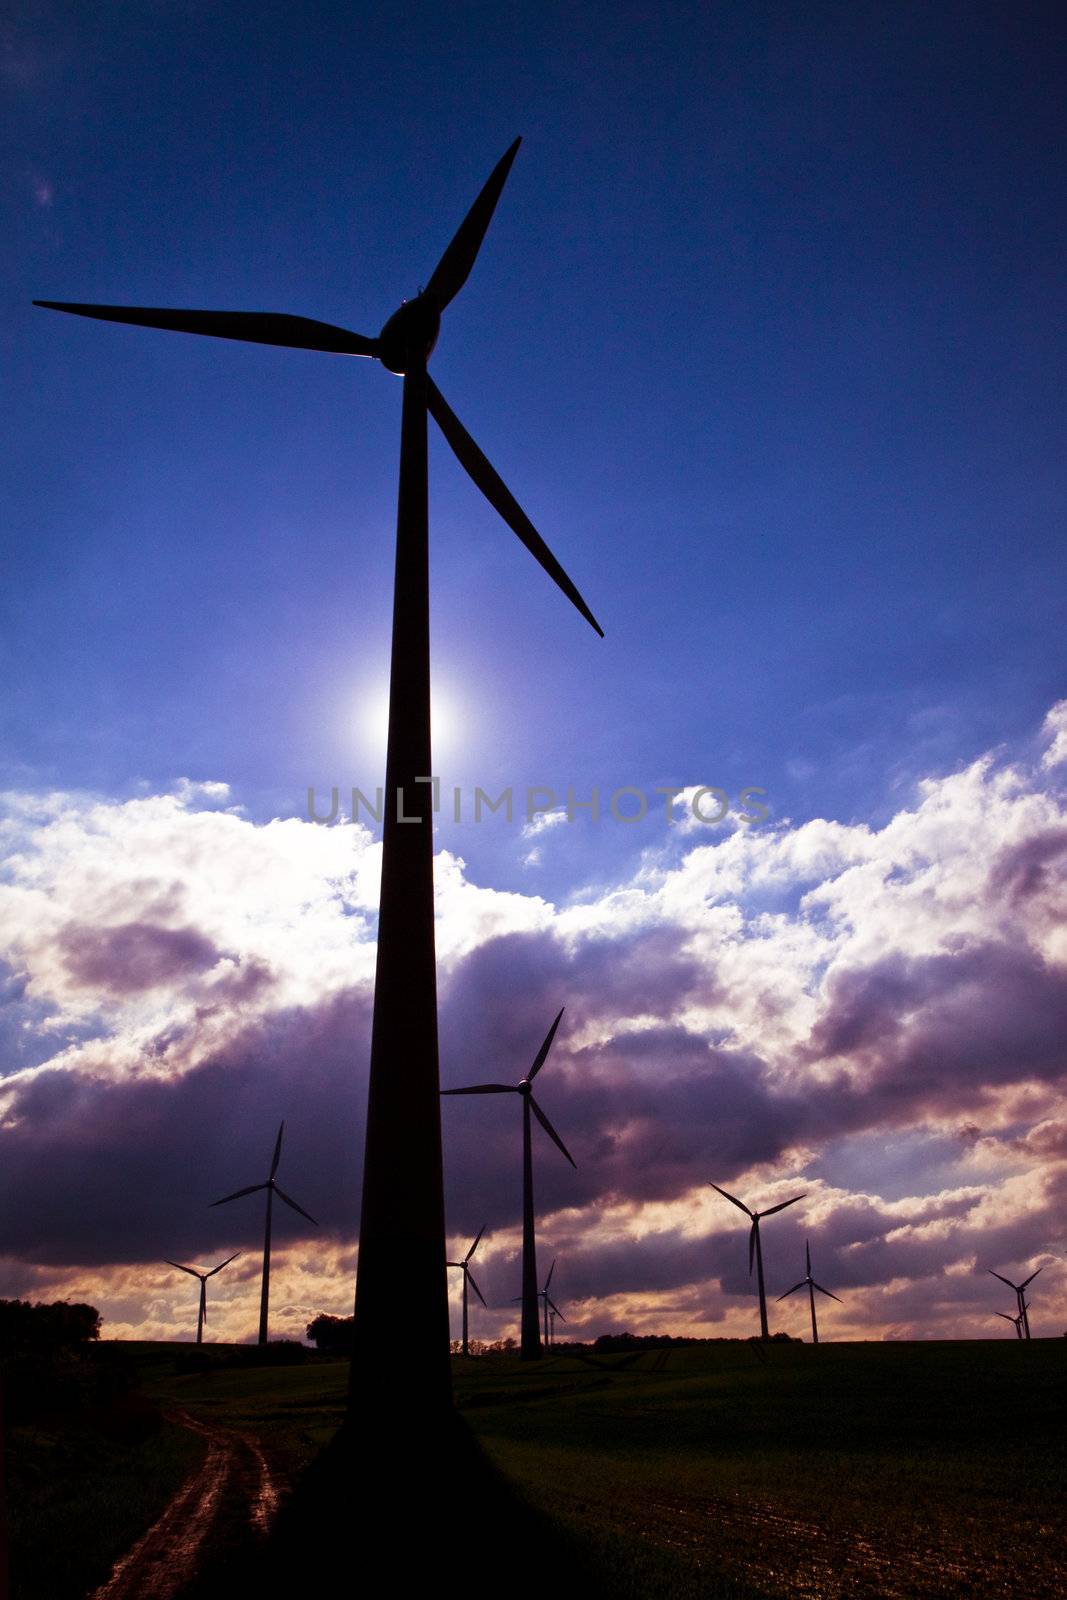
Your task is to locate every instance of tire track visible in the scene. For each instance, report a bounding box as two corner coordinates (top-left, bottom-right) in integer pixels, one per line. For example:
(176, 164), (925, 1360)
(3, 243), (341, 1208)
(88, 1413), (279, 1600)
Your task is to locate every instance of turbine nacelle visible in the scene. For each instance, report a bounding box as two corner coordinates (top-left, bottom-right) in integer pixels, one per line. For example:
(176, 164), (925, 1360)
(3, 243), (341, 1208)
(377, 293), (441, 375)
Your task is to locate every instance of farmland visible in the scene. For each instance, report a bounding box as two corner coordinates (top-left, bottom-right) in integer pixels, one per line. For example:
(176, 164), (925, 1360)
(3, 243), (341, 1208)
(8, 1338), (1065, 1598)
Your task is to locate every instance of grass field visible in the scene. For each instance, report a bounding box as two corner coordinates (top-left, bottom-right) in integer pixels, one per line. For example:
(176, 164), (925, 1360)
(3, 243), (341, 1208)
(140, 1338), (1065, 1599)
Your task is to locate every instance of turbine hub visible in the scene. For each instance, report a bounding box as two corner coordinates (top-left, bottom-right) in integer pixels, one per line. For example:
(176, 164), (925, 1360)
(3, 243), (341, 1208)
(518, 1079), (531, 1094)
(378, 293), (441, 375)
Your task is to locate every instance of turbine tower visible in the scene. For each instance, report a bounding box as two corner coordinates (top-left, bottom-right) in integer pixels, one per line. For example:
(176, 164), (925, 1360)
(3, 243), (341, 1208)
(36, 140), (601, 1419)
(165, 1252), (240, 1345)
(711, 1182), (806, 1340)
(443, 1008), (575, 1360)
(447, 1225), (487, 1357)
(987, 1266), (1041, 1340)
(210, 1122), (318, 1345)
(777, 1239), (841, 1344)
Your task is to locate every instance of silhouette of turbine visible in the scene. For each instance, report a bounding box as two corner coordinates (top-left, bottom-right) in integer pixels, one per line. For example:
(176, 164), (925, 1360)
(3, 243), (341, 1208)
(987, 1266), (1041, 1340)
(447, 1225), (487, 1357)
(443, 1008), (575, 1361)
(165, 1252), (240, 1345)
(777, 1238), (841, 1344)
(511, 1255), (566, 1347)
(548, 1304), (565, 1347)
(210, 1122), (317, 1345)
(540, 1260), (566, 1348)
(711, 1182), (806, 1340)
(36, 140), (602, 1418)
(993, 1304), (1028, 1340)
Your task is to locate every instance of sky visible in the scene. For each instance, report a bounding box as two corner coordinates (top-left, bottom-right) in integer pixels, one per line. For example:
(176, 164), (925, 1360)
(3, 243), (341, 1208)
(2, 0), (1066, 1344)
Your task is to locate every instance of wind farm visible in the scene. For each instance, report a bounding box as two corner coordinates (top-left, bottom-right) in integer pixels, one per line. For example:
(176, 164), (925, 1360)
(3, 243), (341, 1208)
(7, 9), (1067, 1600)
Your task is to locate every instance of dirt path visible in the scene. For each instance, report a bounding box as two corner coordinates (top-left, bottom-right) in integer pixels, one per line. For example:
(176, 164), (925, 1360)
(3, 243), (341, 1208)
(88, 1413), (280, 1600)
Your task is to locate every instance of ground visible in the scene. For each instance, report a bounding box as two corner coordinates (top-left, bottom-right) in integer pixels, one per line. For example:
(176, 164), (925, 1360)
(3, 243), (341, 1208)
(7, 1339), (1065, 1598)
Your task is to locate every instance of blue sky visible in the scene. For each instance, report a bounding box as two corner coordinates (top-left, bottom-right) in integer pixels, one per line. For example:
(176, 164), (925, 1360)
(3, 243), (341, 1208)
(2, 2), (1066, 1341)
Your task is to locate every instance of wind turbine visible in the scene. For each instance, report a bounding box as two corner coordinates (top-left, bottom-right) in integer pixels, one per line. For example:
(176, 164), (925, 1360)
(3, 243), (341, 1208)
(165, 1252), (240, 1345)
(442, 1008), (575, 1360)
(777, 1239), (841, 1344)
(210, 1122), (318, 1345)
(993, 1306), (1026, 1340)
(512, 1256), (566, 1347)
(36, 139), (601, 1418)
(711, 1182), (806, 1340)
(447, 1225), (487, 1357)
(987, 1267), (1042, 1340)
(548, 1305), (564, 1347)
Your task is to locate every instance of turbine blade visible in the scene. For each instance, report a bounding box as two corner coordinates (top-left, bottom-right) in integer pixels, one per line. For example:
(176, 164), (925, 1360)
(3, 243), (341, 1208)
(748, 1220), (757, 1275)
(440, 1083), (516, 1095)
(528, 1008), (566, 1082)
(812, 1282), (843, 1303)
(465, 1224), (487, 1262)
(777, 1282), (806, 1300)
(529, 1095), (576, 1168)
(806, 1239), (812, 1275)
(426, 381), (604, 637)
(209, 1183), (266, 1206)
(1019, 1267), (1043, 1290)
(987, 1269), (1016, 1289)
(466, 1270), (488, 1308)
(33, 302), (379, 357)
(993, 1312), (1015, 1323)
(273, 1184), (319, 1226)
(206, 1251), (241, 1277)
(424, 138), (522, 311)
(761, 1193), (807, 1217)
(547, 1298), (565, 1321)
(709, 1183), (753, 1218)
(544, 1257), (556, 1291)
(166, 1261), (199, 1278)
(270, 1121), (285, 1179)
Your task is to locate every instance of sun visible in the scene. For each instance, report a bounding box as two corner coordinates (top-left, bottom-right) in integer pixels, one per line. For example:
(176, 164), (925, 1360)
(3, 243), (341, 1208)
(357, 683), (460, 762)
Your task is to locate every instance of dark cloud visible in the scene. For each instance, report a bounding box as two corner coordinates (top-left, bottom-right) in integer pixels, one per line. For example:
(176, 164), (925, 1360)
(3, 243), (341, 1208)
(58, 921), (221, 994)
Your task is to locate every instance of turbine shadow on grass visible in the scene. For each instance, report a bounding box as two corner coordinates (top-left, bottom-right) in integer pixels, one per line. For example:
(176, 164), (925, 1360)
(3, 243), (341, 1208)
(181, 1409), (609, 1600)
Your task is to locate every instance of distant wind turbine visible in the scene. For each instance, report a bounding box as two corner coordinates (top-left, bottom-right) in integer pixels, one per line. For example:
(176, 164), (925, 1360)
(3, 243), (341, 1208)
(993, 1305), (1027, 1340)
(538, 1258), (566, 1348)
(512, 1256), (566, 1347)
(36, 139), (602, 1419)
(777, 1239), (841, 1344)
(443, 1008), (575, 1360)
(165, 1252), (240, 1345)
(447, 1226), (487, 1356)
(548, 1305), (563, 1347)
(988, 1266), (1042, 1340)
(711, 1182), (806, 1339)
(210, 1122), (318, 1345)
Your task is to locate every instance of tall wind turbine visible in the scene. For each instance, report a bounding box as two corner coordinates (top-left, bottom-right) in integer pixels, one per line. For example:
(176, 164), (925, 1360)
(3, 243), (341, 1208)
(447, 1225), (487, 1357)
(210, 1122), (318, 1345)
(711, 1182), (806, 1340)
(988, 1267), (1041, 1340)
(442, 1008), (575, 1360)
(777, 1239), (841, 1344)
(36, 140), (601, 1418)
(165, 1252), (240, 1345)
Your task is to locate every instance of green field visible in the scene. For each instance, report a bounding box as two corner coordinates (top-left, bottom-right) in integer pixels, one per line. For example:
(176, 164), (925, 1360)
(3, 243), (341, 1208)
(8, 1339), (1066, 1598)
(148, 1338), (1065, 1599)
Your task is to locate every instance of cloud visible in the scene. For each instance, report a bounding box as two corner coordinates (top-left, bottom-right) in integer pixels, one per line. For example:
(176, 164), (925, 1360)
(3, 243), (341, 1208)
(1, 709), (1065, 1340)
